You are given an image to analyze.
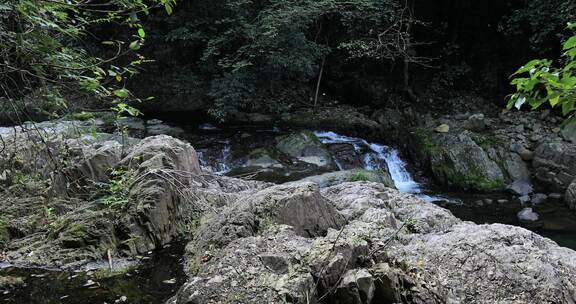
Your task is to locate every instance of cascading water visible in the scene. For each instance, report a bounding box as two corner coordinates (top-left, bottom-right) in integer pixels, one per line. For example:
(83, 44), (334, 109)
(214, 141), (232, 175)
(197, 141), (232, 175)
(314, 131), (445, 202)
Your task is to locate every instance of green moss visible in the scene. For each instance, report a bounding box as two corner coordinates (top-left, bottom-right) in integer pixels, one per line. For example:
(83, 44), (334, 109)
(350, 169), (370, 182)
(432, 159), (505, 191)
(70, 111), (96, 121)
(413, 128), (440, 155)
(60, 223), (89, 248)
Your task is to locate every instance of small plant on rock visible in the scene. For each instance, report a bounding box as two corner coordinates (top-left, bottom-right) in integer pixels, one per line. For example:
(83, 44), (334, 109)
(99, 167), (135, 209)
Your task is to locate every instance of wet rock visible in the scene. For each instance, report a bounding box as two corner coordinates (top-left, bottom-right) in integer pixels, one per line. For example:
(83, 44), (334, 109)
(299, 169), (394, 189)
(518, 195), (531, 205)
(517, 208), (542, 228)
(507, 180), (534, 196)
(531, 193), (548, 205)
(328, 144), (363, 170)
(276, 131), (334, 169)
(566, 179), (576, 211)
(549, 193), (563, 200)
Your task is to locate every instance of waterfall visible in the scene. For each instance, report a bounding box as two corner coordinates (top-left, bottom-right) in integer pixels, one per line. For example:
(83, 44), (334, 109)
(214, 141), (232, 175)
(314, 131), (445, 202)
(197, 141), (232, 175)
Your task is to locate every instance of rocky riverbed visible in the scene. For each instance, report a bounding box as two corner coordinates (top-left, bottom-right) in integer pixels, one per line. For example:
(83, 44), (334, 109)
(1, 107), (576, 303)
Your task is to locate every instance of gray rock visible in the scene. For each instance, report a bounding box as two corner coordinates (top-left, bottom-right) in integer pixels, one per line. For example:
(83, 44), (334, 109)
(335, 269), (375, 304)
(507, 180), (534, 196)
(517, 146), (534, 161)
(531, 193), (548, 205)
(533, 142), (576, 192)
(517, 207), (540, 222)
(561, 123), (576, 143)
(519, 195), (531, 205)
(276, 131), (335, 169)
(121, 135), (201, 174)
(386, 223), (576, 303)
(464, 114), (486, 132)
(328, 143), (363, 170)
(298, 169), (394, 190)
(245, 149), (283, 169)
(170, 181), (576, 304)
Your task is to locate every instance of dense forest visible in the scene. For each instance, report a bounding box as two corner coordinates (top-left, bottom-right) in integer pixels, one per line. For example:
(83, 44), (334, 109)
(2, 1), (576, 304)
(1, 0), (575, 122)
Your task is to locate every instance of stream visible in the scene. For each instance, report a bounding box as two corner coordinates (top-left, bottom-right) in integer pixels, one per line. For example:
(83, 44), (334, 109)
(190, 125), (576, 250)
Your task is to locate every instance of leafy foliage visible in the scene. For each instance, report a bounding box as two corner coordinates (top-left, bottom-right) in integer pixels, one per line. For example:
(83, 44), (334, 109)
(99, 167), (135, 209)
(148, 0), (412, 119)
(0, 0), (175, 118)
(500, 0), (576, 55)
(509, 22), (576, 125)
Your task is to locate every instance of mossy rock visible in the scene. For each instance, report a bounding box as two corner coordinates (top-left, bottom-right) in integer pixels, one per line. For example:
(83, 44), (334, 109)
(411, 129), (506, 191)
(60, 223), (89, 248)
(299, 169), (395, 188)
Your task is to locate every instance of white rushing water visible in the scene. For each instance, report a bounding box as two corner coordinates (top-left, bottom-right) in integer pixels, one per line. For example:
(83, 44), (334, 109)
(198, 141), (232, 175)
(314, 131), (445, 202)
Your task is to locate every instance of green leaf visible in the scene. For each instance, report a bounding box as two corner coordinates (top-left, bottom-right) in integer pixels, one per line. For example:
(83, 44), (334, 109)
(564, 36), (576, 51)
(549, 96), (560, 107)
(129, 41), (141, 50)
(138, 28), (146, 38)
(113, 89), (129, 98)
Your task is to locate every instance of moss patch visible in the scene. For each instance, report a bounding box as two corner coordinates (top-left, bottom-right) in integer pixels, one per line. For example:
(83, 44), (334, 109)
(413, 128), (440, 155)
(432, 158), (505, 191)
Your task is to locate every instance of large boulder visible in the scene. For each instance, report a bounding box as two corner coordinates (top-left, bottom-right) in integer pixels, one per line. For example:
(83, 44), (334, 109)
(533, 142), (576, 192)
(171, 181), (576, 304)
(188, 182), (346, 261)
(409, 129), (508, 191)
(121, 135), (202, 174)
(384, 223), (576, 303)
